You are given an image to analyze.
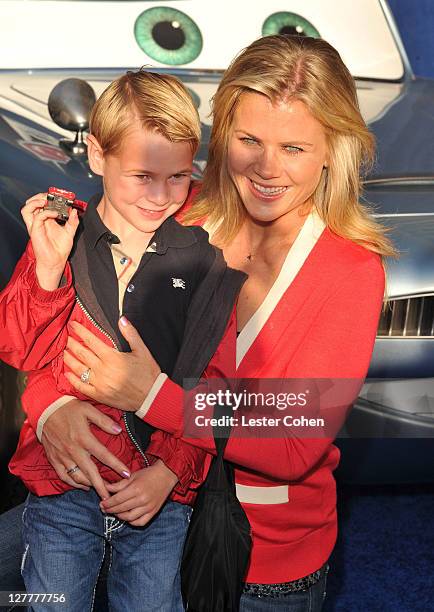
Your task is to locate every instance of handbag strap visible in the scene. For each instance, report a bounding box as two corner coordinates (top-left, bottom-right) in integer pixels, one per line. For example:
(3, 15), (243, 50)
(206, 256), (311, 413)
(212, 404), (232, 456)
(204, 404), (236, 491)
(214, 431), (231, 457)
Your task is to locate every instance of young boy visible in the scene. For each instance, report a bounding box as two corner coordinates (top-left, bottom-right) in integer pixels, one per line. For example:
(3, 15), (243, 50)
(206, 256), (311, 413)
(0, 70), (241, 611)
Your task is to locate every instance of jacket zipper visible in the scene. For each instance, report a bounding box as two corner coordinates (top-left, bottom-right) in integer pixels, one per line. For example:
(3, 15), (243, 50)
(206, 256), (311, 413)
(74, 296), (150, 467)
(122, 413), (150, 467)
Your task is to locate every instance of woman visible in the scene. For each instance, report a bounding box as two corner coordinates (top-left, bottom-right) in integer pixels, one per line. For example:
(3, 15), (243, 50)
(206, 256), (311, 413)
(2, 35), (393, 610)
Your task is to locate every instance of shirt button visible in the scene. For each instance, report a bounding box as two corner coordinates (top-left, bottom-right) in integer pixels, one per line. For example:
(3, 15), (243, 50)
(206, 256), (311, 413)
(120, 257), (129, 265)
(126, 284), (135, 293)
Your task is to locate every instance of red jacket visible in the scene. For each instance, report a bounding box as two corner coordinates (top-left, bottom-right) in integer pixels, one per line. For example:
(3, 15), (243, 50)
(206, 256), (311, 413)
(1, 241), (209, 503)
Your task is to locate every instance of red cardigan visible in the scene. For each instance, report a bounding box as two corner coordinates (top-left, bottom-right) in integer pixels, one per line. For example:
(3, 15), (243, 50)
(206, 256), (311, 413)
(138, 224), (385, 583)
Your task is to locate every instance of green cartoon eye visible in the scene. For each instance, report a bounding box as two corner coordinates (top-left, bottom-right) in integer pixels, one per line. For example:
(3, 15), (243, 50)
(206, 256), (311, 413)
(262, 12), (320, 38)
(134, 7), (203, 65)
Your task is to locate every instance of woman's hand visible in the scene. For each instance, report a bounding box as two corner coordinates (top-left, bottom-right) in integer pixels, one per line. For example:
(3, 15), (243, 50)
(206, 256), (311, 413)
(99, 460), (178, 526)
(21, 193), (79, 290)
(41, 398), (132, 500)
(63, 318), (161, 412)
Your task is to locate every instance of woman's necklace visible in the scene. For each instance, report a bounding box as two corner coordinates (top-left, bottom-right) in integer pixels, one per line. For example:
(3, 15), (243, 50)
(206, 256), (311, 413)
(245, 235), (297, 262)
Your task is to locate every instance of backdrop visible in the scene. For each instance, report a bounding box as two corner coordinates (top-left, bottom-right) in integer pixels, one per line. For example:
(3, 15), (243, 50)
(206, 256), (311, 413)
(389, 0), (434, 77)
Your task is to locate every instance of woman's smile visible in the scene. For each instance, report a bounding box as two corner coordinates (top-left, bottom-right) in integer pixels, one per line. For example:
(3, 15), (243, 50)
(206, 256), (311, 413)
(247, 178), (290, 200)
(228, 92), (328, 224)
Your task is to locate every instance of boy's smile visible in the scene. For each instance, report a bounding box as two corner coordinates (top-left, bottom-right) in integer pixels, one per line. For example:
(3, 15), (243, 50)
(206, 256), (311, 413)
(90, 123), (193, 247)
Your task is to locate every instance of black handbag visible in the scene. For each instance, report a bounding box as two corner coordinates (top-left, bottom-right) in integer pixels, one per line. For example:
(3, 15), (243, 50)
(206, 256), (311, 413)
(180, 408), (252, 612)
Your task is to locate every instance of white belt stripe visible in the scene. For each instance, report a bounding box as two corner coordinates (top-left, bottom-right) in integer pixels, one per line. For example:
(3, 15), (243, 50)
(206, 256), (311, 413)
(236, 483), (289, 504)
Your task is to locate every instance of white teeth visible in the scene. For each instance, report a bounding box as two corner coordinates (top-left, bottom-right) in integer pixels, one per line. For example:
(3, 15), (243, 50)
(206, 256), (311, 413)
(251, 180), (287, 195)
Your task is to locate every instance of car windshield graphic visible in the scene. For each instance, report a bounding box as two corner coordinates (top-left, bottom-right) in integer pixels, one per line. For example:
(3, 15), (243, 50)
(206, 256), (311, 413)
(0, 0), (404, 80)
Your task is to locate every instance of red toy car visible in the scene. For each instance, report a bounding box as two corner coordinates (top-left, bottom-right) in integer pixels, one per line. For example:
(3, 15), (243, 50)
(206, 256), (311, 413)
(45, 187), (87, 224)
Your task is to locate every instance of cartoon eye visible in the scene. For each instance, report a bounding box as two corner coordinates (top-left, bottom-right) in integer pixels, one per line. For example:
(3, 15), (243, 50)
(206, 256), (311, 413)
(262, 12), (320, 38)
(134, 7), (203, 65)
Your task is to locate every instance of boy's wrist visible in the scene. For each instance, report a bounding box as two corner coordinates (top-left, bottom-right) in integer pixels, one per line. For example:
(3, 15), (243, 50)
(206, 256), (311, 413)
(35, 263), (66, 291)
(153, 459), (179, 487)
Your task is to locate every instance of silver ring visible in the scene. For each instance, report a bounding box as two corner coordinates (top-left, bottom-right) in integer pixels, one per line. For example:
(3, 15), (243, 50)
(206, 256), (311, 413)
(80, 368), (91, 384)
(66, 465), (80, 475)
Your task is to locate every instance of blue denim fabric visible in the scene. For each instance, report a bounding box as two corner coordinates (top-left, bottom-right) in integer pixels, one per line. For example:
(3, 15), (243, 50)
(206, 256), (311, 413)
(0, 504), (25, 595)
(21, 490), (191, 612)
(239, 565), (329, 612)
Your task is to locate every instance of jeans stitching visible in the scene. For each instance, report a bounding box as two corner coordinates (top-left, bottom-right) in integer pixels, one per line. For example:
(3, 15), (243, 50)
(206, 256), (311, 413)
(104, 516), (124, 541)
(20, 543), (29, 576)
(20, 501), (30, 577)
(308, 580), (313, 612)
(110, 519), (124, 532)
(104, 516), (109, 540)
(90, 539), (106, 612)
(21, 494), (29, 526)
(322, 564), (329, 602)
(107, 543), (113, 574)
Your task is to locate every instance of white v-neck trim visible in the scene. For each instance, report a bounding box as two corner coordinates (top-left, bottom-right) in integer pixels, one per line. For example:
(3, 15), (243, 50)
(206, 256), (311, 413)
(236, 211), (326, 369)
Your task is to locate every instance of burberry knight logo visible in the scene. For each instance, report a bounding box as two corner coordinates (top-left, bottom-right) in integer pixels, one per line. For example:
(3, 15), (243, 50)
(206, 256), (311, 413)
(172, 278), (186, 289)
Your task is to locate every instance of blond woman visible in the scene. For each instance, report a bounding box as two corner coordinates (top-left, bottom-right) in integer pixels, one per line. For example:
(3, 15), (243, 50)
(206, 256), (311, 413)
(5, 36), (394, 611)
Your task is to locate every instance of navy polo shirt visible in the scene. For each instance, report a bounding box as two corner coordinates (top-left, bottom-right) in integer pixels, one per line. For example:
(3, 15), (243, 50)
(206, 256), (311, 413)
(80, 195), (216, 377)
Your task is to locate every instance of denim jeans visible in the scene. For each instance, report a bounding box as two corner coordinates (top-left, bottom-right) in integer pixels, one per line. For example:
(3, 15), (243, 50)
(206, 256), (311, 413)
(21, 489), (191, 612)
(0, 505), (26, 595)
(239, 565), (329, 612)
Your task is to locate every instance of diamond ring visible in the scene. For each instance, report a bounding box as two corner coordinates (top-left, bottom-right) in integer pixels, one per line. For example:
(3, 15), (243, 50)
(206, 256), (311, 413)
(80, 368), (91, 384)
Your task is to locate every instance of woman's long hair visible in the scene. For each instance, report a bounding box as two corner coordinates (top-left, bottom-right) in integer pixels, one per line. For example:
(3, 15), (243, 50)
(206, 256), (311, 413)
(184, 35), (396, 258)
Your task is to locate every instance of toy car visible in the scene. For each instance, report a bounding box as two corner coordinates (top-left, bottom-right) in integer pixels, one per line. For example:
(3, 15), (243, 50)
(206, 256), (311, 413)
(45, 187), (87, 224)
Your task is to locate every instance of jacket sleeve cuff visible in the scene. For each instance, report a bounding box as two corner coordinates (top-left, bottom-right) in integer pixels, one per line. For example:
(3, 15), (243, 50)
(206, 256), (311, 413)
(22, 367), (75, 432)
(146, 433), (210, 494)
(36, 395), (76, 441)
(26, 261), (74, 304)
(135, 373), (168, 419)
(135, 376), (184, 435)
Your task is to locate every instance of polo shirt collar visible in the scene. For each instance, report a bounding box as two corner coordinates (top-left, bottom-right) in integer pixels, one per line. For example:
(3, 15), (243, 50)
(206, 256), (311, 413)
(153, 216), (197, 254)
(83, 194), (198, 252)
(84, 194), (120, 249)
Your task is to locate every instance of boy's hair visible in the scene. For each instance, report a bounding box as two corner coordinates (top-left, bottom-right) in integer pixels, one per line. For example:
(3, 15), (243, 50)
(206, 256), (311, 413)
(89, 68), (200, 155)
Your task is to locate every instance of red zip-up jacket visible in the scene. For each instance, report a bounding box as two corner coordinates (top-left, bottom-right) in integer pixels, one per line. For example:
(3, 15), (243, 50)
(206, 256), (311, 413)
(1, 241), (210, 503)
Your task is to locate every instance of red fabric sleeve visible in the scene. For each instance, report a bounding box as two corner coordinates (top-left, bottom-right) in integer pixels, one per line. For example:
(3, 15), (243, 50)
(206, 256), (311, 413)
(0, 241), (75, 370)
(21, 366), (71, 432)
(138, 255), (385, 481)
(146, 431), (211, 494)
(23, 361), (210, 494)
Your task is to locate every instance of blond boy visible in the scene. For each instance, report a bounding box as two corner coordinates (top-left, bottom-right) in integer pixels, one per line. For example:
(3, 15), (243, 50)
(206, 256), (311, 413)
(2, 69), (217, 611)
